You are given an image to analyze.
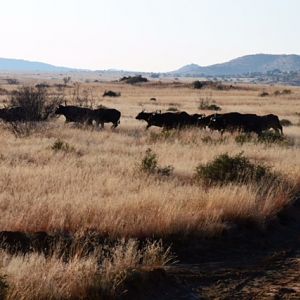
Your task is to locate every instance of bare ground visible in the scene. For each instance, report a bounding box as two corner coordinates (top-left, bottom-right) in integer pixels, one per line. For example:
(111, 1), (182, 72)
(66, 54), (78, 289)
(122, 196), (300, 299)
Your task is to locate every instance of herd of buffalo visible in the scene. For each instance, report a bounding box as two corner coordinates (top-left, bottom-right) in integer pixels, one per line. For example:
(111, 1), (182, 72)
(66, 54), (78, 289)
(0, 104), (283, 135)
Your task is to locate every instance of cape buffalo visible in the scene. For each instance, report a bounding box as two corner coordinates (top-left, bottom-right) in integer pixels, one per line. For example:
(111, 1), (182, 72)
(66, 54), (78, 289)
(0, 107), (27, 122)
(136, 111), (157, 128)
(55, 105), (93, 124)
(139, 111), (204, 130)
(90, 108), (121, 128)
(208, 112), (283, 135)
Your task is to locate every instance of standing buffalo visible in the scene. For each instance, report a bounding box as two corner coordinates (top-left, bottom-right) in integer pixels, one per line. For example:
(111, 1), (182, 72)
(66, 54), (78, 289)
(90, 108), (121, 128)
(55, 105), (93, 124)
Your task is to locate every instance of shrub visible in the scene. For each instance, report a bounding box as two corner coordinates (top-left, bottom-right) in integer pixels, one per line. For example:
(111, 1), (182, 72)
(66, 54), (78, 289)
(193, 81), (204, 89)
(140, 148), (173, 177)
(9, 86), (63, 121)
(199, 99), (221, 111)
(51, 139), (77, 154)
(140, 148), (158, 174)
(195, 153), (272, 185)
(259, 91), (269, 97)
(120, 75), (148, 84)
(274, 90), (281, 96)
(63, 76), (71, 86)
(280, 119), (293, 127)
(282, 89), (292, 95)
(274, 89), (292, 96)
(6, 78), (19, 85)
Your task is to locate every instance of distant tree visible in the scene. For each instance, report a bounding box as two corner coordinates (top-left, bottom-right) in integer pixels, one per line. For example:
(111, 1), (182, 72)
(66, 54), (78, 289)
(63, 76), (71, 86)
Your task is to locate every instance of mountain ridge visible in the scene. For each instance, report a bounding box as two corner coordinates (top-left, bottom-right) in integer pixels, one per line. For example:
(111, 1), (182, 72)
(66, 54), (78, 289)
(172, 54), (300, 76)
(0, 57), (77, 73)
(1, 54), (300, 75)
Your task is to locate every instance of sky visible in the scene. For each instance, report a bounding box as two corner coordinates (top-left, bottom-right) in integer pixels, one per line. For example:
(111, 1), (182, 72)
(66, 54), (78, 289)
(0, 0), (299, 72)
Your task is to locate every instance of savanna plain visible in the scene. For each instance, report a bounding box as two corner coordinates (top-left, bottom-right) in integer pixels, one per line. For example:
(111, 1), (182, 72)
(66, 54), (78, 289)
(0, 75), (300, 299)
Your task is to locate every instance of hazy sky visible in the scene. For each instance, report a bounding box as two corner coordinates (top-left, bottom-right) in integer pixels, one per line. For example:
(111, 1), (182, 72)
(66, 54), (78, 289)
(0, 0), (299, 72)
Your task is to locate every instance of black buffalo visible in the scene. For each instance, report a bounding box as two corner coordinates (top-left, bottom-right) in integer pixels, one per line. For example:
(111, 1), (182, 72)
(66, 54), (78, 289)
(55, 105), (93, 124)
(208, 112), (283, 135)
(135, 111), (157, 126)
(136, 110), (204, 130)
(90, 108), (121, 128)
(196, 113), (222, 128)
(0, 107), (27, 122)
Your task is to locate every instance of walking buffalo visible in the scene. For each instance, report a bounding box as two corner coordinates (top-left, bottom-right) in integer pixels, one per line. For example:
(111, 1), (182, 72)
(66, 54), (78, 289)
(136, 110), (205, 130)
(90, 107), (121, 128)
(55, 105), (93, 124)
(0, 107), (27, 122)
(208, 112), (283, 135)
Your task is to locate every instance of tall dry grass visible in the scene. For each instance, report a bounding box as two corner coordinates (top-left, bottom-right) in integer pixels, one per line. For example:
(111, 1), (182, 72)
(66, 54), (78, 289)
(0, 80), (299, 237)
(0, 239), (172, 299)
(0, 78), (299, 298)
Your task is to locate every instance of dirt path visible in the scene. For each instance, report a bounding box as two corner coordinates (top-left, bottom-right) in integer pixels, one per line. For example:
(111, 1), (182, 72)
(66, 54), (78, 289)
(125, 196), (300, 299)
(165, 252), (300, 299)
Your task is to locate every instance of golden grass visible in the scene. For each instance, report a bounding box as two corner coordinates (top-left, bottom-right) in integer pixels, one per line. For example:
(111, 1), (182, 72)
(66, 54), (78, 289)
(0, 81), (299, 237)
(0, 239), (171, 299)
(0, 78), (300, 298)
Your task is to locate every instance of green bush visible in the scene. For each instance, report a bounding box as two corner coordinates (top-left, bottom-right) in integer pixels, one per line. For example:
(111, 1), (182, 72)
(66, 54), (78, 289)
(120, 75), (148, 84)
(195, 153), (272, 185)
(10, 86), (63, 121)
(140, 148), (158, 174)
(140, 148), (173, 177)
(259, 91), (269, 97)
(51, 139), (76, 153)
(198, 99), (221, 111)
(193, 81), (204, 89)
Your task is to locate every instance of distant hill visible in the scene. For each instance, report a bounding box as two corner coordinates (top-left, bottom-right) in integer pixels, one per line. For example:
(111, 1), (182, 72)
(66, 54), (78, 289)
(172, 54), (300, 76)
(1, 54), (300, 76)
(0, 58), (76, 73)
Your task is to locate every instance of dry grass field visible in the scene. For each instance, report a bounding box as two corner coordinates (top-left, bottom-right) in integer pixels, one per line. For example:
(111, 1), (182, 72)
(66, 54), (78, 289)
(0, 75), (300, 299)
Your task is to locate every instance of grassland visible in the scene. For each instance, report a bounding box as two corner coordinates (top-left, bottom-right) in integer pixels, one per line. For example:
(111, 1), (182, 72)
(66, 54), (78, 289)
(0, 76), (300, 299)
